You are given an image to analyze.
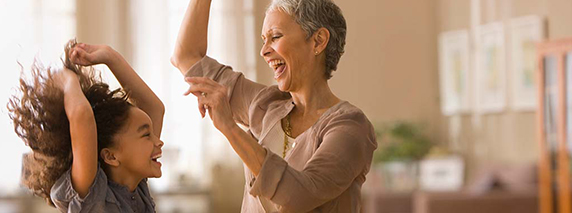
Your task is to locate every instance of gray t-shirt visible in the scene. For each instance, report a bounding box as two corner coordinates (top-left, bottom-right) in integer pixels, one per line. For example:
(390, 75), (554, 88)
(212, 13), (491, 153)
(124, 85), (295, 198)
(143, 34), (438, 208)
(50, 165), (156, 213)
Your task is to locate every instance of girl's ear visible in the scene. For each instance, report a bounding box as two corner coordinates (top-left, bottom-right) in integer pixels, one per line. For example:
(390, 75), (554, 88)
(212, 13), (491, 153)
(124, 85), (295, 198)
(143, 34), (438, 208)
(100, 148), (120, 167)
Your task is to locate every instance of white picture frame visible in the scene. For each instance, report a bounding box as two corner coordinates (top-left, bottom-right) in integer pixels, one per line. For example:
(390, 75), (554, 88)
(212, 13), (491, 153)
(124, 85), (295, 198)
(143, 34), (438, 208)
(476, 22), (506, 113)
(510, 15), (544, 111)
(439, 30), (471, 115)
(419, 156), (464, 191)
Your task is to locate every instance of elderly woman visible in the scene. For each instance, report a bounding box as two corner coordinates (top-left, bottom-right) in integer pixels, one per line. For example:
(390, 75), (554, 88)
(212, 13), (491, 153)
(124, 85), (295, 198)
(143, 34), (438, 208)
(171, 0), (377, 212)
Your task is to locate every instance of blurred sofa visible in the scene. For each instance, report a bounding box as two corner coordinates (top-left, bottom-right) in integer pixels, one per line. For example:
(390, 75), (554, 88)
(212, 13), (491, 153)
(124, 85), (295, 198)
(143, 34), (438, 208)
(413, 162), (538, 213)
(363, 162), (538, 213)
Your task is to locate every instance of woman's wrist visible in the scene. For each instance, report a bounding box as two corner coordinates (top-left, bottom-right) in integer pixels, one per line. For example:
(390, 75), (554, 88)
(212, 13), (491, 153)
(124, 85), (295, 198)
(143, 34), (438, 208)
(220, 121), (241, 137)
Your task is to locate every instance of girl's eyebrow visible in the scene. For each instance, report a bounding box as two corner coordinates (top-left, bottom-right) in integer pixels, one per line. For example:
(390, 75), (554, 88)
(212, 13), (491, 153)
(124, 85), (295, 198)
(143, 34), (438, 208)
(137, 124), (150, 133)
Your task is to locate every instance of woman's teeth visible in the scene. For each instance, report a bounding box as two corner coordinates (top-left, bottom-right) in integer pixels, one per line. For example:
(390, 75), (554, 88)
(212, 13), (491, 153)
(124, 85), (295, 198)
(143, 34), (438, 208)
(269, 60), (285, 70)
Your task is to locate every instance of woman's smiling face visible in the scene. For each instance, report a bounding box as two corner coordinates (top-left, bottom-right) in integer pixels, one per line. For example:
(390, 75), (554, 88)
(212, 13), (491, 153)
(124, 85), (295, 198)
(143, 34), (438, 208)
(260, 9), (321, 92)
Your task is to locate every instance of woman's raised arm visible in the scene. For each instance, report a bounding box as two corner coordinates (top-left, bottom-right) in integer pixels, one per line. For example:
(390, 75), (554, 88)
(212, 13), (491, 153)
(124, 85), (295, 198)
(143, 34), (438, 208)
(171, 0), (212, 74)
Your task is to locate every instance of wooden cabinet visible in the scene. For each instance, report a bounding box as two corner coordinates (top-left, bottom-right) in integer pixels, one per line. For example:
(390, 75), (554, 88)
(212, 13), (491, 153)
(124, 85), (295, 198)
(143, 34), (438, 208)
(537, 38), (572, 213)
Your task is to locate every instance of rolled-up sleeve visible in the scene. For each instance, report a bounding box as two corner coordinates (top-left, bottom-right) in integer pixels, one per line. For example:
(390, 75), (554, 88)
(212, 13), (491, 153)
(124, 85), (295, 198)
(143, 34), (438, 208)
(50, 165), (109, 212)
(249, 112), (377, 212)
(184, 56), (266, 126)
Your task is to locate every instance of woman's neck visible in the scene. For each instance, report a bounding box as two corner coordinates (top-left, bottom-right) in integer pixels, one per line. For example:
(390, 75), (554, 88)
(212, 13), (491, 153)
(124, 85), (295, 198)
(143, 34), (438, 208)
(290, 79), (340, 116)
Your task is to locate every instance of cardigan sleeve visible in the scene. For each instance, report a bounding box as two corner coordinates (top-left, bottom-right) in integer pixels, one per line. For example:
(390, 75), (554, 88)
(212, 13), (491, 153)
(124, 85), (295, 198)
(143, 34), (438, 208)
(249, 111), (377, 212)
(183, 56), (266, 127)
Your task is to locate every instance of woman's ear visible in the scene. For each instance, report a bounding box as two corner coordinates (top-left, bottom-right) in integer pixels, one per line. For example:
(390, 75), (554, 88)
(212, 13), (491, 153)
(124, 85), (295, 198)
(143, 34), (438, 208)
(313, 27), (330, 55)
(100, 148), (120, 167)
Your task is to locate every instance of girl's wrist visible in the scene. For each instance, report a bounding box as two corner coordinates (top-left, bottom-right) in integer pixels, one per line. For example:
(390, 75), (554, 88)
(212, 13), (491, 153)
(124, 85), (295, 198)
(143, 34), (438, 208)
(103, 45), (118, 66)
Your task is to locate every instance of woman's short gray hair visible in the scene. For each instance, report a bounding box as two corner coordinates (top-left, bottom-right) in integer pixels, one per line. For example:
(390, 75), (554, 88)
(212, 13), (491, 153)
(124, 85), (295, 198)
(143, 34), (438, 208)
(267, 0), (346, 79)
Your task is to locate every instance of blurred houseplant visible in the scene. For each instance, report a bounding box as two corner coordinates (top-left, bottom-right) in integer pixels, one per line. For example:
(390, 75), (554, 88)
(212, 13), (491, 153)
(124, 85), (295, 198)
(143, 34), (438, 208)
(373, 121), (433, 192)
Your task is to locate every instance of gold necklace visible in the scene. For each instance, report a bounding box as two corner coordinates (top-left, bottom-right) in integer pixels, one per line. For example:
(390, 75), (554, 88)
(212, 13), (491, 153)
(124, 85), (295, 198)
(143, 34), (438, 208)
(283, 113), (293, 158)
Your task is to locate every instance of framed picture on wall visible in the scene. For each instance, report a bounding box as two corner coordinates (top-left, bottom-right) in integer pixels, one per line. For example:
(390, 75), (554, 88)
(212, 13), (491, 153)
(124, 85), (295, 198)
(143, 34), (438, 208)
(439, 30), (471, 115)
(544, 56), (559, 152)
(476, 22), (506, 113)
(510, 15), (545, 111)
(567, 52), (572, 153)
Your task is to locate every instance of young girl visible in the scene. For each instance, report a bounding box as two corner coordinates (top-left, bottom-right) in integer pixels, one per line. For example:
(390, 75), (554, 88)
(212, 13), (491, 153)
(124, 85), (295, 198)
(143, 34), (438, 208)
(8, 39), (165, 212)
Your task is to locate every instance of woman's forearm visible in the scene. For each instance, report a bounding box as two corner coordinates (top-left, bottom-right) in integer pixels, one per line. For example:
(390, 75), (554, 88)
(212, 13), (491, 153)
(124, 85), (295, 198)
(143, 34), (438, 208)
(171, 0), (212, 73)
(222, 124), (267, 176)
(105, 49), (165, 136)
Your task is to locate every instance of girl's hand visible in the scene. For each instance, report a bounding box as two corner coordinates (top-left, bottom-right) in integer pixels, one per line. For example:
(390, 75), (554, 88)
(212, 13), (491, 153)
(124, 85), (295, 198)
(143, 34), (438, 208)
(53, 68), (80, 91)
(184, 77), (236, 133)
(69, 43), (114, 66)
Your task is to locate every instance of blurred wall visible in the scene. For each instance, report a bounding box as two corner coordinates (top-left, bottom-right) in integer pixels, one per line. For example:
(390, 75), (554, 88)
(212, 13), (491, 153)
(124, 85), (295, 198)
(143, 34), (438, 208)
(438, 0), (572, 177)
(76, 0), (131, 61)
(253, 0), (572, 178)
(253, 0), (444, 142)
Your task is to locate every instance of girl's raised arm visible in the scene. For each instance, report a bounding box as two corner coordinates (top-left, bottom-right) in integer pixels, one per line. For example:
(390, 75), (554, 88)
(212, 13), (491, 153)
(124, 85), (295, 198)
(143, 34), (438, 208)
(70, 44), (165, 137)
(55, 69), (98, 198)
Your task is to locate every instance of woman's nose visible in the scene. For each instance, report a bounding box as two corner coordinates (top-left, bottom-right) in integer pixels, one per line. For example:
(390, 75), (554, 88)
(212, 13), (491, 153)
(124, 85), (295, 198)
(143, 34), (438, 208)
(260, 43), (272, 57)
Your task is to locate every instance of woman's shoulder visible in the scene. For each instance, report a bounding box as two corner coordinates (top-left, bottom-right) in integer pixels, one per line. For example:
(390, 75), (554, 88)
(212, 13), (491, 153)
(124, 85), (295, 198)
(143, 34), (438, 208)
(327, 101), (370, 122)
(317, 101), (375, 135)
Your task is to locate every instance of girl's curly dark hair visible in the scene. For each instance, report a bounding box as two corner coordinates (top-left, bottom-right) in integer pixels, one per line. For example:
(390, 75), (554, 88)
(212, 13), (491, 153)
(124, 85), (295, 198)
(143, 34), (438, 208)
(7, 39), (133, 206)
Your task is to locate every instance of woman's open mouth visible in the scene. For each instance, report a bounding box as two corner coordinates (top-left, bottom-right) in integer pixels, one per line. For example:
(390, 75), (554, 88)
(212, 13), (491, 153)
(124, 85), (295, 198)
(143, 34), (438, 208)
(269, 59), (286, 79)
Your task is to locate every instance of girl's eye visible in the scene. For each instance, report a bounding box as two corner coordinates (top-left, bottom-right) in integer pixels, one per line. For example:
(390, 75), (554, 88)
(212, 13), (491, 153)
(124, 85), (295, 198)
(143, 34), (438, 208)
(272, 35), (282, 40)
(142, 133), (151, 138)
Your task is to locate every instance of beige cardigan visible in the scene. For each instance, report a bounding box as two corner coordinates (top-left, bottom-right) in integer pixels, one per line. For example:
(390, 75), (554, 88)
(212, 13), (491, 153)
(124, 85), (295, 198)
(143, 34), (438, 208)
(184, 56), (377, 213)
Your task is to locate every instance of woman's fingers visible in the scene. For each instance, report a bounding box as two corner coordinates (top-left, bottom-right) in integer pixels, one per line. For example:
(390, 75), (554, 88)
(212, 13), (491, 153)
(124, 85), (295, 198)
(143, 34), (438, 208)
(183, 77), (228, 120)
(185, 77), (218, 88)
(198, 100), (206, 118)
(183, 85), (208, 97)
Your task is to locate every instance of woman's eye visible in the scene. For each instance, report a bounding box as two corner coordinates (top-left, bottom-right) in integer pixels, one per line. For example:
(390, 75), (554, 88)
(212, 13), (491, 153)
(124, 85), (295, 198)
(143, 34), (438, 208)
(142, 133), (151, 138)
(272, 35), (281, 40)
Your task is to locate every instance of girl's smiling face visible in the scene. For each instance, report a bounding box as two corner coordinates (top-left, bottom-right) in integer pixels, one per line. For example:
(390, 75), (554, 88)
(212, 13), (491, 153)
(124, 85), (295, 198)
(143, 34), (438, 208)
(108, 107), (164, 179)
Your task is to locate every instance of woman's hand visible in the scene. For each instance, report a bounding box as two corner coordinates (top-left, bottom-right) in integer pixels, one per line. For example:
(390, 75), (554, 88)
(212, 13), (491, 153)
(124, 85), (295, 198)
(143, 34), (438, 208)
(184, 77), (236, 132)
(69, 43), (114, 66)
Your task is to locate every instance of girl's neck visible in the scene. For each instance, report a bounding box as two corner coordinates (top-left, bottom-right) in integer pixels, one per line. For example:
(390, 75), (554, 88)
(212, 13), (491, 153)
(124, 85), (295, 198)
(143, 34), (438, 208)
(106, 167), (143, 192)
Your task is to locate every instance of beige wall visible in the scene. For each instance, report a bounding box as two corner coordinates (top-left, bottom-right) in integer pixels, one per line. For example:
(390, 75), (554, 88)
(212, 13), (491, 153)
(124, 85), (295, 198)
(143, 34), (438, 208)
(437, 0), (572, 176)
(253, 0), (444, 143)
(76, 0), (131, 61)
(253, 0), (572, 177)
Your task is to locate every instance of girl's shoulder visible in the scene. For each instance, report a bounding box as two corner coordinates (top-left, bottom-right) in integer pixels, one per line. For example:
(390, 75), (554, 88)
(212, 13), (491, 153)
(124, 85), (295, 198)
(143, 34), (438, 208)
(50, 164), (112, 211)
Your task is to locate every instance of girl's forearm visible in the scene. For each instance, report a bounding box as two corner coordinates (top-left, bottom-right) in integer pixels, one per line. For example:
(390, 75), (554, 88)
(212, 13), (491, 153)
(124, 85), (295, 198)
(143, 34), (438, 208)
(105, 49), (165, 136)
(171, 0), (212, 72)
(62, 80), (98, 198)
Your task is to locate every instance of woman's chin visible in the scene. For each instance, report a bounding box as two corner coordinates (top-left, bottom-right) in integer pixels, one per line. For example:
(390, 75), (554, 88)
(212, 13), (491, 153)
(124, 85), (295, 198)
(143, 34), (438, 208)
(276, 79), (290, 92)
